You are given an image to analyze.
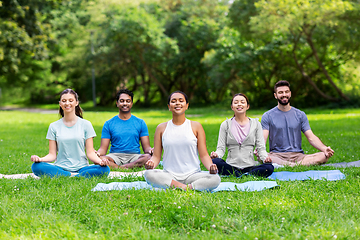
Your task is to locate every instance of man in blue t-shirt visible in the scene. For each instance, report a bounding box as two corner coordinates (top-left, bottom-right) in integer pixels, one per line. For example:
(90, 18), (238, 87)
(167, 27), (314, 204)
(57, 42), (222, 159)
(96, 89), (153, 169)
(261, 80), (334, 166)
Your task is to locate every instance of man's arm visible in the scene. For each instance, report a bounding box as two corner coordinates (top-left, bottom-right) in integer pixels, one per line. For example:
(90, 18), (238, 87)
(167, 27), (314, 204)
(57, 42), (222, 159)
(97, 138), (111, 156)
(140, 136), (153, 155)
(304, 130), (334, 158)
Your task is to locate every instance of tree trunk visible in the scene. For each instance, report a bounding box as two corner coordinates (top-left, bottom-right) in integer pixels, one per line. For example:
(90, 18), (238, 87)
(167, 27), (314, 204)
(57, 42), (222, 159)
(139, 53), (168, 97)
(304, 30), (350, 101)
(291, 34), (338, 101)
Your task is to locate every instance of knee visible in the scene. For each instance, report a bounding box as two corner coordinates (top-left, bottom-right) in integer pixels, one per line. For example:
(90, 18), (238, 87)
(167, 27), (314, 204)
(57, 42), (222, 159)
(101, 165), (111, 174)
(202, 174), (221, 191)
(144, 170), (157, 183)
(207, 174), (221, 188)
(266, 163), (275, 172)
(212, 158), (223, 165)
(213, 174), (221, 186)
(31, 162), (43, 172)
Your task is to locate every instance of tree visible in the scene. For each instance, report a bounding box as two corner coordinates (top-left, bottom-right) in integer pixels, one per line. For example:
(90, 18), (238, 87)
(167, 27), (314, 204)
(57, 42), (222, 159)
(229, 0), (360, 104)
(74, 0), (228, 106)
(0, 0), (89, 103)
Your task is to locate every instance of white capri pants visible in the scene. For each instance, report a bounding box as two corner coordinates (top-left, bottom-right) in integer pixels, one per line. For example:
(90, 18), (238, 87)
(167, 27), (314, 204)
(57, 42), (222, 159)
(144, 169), (221, 191)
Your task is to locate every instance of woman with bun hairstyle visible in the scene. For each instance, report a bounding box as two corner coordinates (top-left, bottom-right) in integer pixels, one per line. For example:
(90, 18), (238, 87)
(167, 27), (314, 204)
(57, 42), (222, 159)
(210, 93), (274, 178)
(31, 89), (110, 178)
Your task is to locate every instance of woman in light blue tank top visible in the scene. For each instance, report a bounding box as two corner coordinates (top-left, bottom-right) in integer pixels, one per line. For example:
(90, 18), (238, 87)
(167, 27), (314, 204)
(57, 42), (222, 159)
(144, 91), (221, 191)
(30, 89), (110, 178)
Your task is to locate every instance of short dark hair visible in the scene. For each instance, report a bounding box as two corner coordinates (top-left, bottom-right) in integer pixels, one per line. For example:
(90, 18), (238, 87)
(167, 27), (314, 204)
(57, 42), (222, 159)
(116, 89), (134, 102)
(167, 91), (189, 104)
(274, 80), (290, 93)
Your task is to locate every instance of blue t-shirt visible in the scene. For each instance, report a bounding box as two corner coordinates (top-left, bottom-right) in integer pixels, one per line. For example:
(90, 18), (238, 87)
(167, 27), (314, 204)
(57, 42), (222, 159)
(46, 117), (96, 172)
(101, 115), (149, 154)
(261, 106), (311, 153)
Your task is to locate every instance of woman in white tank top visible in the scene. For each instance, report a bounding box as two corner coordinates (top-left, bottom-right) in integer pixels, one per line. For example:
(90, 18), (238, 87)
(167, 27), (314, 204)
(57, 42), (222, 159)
(144, 91), (220, 191)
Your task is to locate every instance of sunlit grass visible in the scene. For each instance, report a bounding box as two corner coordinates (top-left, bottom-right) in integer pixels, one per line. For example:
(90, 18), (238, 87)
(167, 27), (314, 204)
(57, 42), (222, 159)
(1, 108), (360, 239)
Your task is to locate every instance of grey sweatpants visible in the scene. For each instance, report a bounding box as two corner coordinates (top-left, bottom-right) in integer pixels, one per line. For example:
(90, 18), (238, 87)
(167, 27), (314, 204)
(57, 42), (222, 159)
(144, 169), (221, 191)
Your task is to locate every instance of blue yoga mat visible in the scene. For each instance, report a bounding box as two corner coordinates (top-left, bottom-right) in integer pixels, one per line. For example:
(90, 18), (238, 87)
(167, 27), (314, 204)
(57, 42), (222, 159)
(268, 170), (345, 181)
(91, 181), (279, 193)
(323, 160), (360, 168)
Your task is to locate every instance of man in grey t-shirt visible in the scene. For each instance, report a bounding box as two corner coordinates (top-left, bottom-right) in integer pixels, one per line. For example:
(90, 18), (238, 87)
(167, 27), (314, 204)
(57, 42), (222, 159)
(261, 80), (334, 166)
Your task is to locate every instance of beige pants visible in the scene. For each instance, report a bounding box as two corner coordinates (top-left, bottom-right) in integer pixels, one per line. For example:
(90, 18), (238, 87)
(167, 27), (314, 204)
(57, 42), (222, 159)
(269, 152), (327, 167)
(106, 153), (142, 166)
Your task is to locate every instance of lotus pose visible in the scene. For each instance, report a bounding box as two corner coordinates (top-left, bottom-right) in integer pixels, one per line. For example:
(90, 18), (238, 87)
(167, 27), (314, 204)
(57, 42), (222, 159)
(261, 80), (334, 166)
(211, 93), (274, 178)
(96, 89), (153, 169)
(144, 91), (221, 191)
(31, 89), (110, 178)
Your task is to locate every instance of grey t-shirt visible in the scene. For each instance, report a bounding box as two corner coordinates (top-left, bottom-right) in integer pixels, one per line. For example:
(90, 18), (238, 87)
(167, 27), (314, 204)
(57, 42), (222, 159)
(261, 106), (311, 153)
(46, 117), (96, 172)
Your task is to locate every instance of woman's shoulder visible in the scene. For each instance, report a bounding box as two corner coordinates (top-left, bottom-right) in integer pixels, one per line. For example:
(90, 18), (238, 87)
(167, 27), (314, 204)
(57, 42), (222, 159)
(77, 117), (94, 127)
(156, 121), (168, 130)
(248, 117), (262, 129)
(49, 118), (63, 128)
(189, 119), (202, 128)
(218, 118), (232, 129)
(248, 117), (261, 123)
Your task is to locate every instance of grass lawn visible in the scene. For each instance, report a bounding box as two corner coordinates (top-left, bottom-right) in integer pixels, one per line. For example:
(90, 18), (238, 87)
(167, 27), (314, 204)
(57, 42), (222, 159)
(1, 107), (360, 239)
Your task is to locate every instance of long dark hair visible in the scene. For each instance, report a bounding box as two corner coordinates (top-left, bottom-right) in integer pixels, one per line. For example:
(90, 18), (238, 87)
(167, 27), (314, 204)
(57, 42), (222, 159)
(231, 93), (250, 117)
(58, 89), (83, 118)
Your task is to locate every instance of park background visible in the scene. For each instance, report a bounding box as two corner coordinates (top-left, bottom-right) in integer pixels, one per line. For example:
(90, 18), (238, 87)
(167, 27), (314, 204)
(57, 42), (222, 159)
(1, 0), (360, 239)
(1, 0), (360, 109)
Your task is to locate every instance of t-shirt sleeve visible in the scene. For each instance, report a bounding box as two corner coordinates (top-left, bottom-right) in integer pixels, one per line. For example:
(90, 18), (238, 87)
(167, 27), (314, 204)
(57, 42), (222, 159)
(301, 111), (311, 133)
(46, 123), (56, 141)
(261, 113), (270, 130)
(101, 121), (111, 139)
(84, 120), (96, 140)
(140, 120), (149, 137)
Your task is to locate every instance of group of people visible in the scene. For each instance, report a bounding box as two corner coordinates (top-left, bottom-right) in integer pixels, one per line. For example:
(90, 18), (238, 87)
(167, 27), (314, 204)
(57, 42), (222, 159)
(31, 80), (334, 191)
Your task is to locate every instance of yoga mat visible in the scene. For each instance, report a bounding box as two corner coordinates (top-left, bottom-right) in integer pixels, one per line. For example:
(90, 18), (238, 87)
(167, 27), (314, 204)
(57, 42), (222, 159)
(323, 160), (360, 168)
(0, 171), (144, 179)
(268, 170), (345, 181)
(91, 180), (279, 193)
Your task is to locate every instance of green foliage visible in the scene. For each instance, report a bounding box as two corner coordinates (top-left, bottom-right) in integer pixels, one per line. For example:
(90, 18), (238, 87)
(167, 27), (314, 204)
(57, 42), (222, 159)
(1, 0), (360, 108)
(1, 109), (360, 238)
(225, 0), (360, 107)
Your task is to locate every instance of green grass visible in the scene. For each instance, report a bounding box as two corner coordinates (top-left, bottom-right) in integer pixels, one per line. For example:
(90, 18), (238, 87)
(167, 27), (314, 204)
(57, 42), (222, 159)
(1, 108), (360, 239)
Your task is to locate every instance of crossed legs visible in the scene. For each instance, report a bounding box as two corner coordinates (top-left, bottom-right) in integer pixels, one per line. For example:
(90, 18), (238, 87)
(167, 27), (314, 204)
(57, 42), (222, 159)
(269, 152), (328, 167)
(102, 153), (151, 169)
(144, 169), (221, 191)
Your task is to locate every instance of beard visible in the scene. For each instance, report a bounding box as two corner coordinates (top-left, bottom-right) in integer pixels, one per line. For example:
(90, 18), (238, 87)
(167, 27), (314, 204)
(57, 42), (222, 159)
(119, 106), (131, 113)
(277, 96), (290, 106)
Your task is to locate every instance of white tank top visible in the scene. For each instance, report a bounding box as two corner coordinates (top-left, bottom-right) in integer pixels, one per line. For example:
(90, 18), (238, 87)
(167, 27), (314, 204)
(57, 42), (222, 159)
(162, 119), (201, 180)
